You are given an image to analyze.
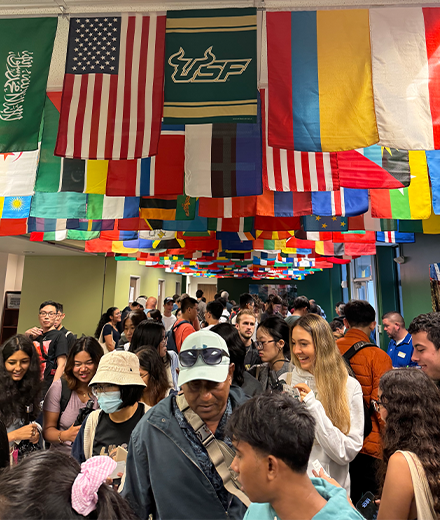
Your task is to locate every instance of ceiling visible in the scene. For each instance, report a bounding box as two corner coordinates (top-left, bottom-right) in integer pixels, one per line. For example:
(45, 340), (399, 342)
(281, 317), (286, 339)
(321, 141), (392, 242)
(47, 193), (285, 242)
(0, 236), (89, 256)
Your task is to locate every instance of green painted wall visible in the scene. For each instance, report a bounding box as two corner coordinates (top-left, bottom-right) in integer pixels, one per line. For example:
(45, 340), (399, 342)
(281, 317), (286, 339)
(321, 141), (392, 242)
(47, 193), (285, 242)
(114, 260), (182, 309)
(18, 255), (112, 337)
(400, 234), (440, 323)
(219, 267), (343, 319)
(18, 256), (183, 338)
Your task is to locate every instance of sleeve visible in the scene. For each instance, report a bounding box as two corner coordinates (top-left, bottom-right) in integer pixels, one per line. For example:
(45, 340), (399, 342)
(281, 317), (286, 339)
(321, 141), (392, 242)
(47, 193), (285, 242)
(303, 379), (364, 465)
(181, 324), (195, 344)
(71, 419), (87, 464)
(42, 378), (62, 413)
(54, 332), (68, 358)
(121, 427), (156, 520)
(371, 352), (393, 404)
(102, 323), (113, 338)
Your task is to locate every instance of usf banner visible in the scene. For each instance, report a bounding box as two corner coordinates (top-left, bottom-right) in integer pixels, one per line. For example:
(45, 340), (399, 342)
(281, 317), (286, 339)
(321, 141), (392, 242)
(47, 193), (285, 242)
(164, 8), (257, 124)
(0, 18), (57, 152)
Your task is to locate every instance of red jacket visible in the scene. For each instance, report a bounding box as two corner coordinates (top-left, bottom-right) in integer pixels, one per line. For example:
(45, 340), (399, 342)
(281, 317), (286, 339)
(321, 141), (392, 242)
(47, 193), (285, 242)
(337, 329), (393, 459)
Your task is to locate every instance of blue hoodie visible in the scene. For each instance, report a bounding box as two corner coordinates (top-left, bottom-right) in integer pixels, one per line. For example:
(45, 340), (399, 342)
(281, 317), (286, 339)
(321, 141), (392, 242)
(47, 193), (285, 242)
(243, 478), (364, 520)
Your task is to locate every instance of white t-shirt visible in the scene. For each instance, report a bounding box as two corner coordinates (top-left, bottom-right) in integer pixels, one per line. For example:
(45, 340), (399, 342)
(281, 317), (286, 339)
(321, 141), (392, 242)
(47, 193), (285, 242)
(162, 314), (177, 332)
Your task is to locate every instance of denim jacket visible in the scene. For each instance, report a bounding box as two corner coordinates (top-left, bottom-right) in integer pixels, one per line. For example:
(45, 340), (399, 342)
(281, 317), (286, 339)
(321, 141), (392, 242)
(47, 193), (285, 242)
(122, 386), (248, 520)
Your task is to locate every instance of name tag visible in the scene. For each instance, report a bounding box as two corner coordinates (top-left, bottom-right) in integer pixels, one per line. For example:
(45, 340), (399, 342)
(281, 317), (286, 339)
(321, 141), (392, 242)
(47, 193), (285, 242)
(398, 351), (406, 359)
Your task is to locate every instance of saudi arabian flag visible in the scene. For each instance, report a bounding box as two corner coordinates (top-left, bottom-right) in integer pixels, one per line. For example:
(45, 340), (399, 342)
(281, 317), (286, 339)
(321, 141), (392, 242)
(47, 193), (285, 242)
(0, 18), (57, 152)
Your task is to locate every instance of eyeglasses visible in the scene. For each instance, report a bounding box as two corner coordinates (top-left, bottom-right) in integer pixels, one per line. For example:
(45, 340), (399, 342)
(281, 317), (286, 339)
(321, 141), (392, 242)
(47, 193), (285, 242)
(255, 340), (276, 350)
(179, 348), (230, 368)
(160, 336), (168, 343)
(39, 311), (56, 318)
(91, 384), (118, 397)
(372, 399), (385, 413)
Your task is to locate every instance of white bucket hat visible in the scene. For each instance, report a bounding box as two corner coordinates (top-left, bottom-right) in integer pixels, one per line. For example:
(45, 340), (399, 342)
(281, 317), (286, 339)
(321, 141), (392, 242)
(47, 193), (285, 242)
(178, 330), (230, 387)
(89, 351), (146, 387)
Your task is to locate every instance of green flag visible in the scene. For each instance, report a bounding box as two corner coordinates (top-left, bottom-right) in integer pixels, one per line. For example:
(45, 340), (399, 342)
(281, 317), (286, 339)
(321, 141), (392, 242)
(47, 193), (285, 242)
(164, 8), (257, 124)
(0, 18), (57, 152)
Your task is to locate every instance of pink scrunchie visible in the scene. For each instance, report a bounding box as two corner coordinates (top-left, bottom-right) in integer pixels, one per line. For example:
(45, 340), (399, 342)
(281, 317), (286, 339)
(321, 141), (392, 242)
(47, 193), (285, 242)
(71, 456), (117, 516)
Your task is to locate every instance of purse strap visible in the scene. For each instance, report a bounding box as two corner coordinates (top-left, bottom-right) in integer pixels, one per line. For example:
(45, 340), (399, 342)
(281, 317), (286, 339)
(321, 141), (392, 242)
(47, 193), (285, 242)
(397, 450), (436, 520)
(176, 394), (250, 507)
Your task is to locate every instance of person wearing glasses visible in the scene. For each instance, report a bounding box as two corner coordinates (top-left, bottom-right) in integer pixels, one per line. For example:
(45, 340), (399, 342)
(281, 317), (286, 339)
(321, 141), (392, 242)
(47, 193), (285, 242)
(25, 300), (69, 391)
(130, 320), (179, 390)
(71, 351), (147, 464)
(122, 329), (248, 520)
(137, 347), (173, 408)
(247, 316), (292, 391)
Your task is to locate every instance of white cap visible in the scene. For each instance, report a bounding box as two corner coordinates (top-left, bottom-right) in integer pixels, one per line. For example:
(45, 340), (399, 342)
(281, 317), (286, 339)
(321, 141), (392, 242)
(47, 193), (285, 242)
(178, 330), (230, 387)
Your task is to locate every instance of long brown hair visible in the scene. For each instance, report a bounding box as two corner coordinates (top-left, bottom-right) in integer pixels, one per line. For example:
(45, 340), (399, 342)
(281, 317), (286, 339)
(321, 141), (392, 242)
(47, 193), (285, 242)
(378, 369), (440, 516)
(290, 314), (351, 435)
(136, 347), (171, 406)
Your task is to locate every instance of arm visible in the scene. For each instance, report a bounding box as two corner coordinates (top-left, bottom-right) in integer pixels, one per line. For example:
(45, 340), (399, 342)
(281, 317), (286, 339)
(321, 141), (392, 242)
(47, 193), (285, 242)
(377, 452), (414, 520)
(303, 380), (364, 465)
(7, 424), (39, 443)
(53, 355), (67, 383)
(25, 327), (43, 338)
(122, 428), (156, 520)
(104, 333), (115, 352)
(43, 410), (80, 444)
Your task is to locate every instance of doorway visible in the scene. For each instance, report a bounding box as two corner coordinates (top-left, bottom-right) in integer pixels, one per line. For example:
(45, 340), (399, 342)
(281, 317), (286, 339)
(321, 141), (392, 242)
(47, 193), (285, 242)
(197, 284), (217, 303)
(158, 279), (165, 310)
(350, 256), (379, 343)
(129, 276), (140, 305)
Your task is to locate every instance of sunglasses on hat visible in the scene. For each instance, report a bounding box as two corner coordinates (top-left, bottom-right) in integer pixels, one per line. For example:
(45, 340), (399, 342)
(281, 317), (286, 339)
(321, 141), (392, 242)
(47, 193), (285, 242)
(179, 347), (230, 368)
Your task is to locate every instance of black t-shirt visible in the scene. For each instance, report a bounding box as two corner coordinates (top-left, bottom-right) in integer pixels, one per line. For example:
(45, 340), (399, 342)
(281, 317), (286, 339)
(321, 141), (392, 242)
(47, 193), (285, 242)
(33, 329), (68, 388)
(92, 403), (145, 456)
(102, 323), (121, 346)
(59, 326), (77, 352)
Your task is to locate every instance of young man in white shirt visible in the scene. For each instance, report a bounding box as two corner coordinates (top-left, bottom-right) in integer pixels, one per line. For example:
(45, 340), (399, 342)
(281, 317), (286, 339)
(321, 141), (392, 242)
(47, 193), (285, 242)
(162, 297), (177, 332)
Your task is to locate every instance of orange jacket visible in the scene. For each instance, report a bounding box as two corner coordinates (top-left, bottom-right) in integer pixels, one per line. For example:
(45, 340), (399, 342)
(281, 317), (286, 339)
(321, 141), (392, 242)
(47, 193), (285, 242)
(337, 329), (393, 459)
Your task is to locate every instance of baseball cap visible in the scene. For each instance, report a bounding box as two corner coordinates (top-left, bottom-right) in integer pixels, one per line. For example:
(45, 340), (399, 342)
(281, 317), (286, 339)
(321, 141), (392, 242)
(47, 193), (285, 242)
(178, 330), (230, 387)
(164, 297), (174, 304)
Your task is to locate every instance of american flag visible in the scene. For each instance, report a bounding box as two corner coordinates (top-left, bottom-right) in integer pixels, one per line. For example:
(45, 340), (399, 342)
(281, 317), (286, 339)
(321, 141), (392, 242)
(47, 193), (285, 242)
(261, 89), (339, 192)
(55, 14), (166, 160)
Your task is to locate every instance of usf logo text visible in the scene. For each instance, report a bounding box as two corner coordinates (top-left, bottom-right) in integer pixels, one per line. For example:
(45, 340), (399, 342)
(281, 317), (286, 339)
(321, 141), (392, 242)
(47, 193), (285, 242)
(168, 47), (251, 83)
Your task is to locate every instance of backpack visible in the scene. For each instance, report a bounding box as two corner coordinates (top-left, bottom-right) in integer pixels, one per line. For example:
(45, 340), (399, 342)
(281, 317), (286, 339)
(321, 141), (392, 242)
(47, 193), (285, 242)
(166, 320), (190, 353)
(342, 341), (377, 439)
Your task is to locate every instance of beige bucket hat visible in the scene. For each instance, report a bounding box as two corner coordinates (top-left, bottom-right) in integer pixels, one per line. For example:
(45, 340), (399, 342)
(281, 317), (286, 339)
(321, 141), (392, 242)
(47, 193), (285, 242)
(89, 351), (146, 387)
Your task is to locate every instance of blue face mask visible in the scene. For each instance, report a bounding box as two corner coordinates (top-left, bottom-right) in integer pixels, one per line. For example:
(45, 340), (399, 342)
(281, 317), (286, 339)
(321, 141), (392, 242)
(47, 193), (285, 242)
(97, 391), (122, 414)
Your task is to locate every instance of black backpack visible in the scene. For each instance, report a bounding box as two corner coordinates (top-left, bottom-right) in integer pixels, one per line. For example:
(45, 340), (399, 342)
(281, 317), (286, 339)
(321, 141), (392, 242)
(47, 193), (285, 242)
(342, 341), (377, 440)
(166, 320), (190, 353)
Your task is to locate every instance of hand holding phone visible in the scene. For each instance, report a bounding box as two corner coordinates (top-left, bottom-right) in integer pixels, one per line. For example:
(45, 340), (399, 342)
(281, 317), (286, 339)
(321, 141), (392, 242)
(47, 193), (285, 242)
(356, 491), (379, 520)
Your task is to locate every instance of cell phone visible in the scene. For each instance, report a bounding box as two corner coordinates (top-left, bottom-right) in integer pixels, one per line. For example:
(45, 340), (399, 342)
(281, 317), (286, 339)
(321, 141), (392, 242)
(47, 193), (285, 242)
(311, 459), (330, 477)
(356, 491), (379, 520)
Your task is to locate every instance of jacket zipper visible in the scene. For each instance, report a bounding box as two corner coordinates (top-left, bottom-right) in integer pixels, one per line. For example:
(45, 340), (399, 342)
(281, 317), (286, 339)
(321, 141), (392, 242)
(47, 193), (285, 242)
(151, 422), (229, 518)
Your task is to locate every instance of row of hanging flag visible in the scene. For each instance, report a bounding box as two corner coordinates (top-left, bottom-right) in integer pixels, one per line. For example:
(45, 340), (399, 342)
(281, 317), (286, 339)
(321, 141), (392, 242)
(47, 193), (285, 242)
(1, 8), (440, 278)
(4, 8), (440, 157)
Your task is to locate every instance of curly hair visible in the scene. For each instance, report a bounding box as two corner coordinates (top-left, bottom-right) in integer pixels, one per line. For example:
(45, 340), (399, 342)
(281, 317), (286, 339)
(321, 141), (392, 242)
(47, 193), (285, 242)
(0, 335), (42, 428)
(408, 312), (440, 350)
(291, 314), (351, 435)
(378, 368), (440, 516)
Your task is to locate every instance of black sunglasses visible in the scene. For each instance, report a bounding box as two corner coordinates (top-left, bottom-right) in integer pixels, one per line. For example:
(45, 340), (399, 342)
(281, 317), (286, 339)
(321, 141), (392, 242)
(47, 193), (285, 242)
(179, 348), (230, 368)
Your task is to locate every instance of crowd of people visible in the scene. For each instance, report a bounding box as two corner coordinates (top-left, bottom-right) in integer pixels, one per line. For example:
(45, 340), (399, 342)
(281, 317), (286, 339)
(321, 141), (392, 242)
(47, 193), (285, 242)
(0, 289), (439, 519)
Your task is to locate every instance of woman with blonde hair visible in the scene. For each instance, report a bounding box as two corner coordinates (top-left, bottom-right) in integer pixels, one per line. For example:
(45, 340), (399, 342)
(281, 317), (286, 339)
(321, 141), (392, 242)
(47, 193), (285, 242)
(281, 313), (364, 493)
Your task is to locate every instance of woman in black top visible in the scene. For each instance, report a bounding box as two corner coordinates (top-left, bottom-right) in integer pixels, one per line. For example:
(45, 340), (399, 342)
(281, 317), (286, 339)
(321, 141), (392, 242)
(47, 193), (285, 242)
(94, 307), (122, 353)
